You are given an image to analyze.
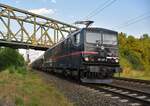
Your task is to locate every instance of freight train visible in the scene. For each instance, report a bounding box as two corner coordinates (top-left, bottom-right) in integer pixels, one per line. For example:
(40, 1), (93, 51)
(31, 27), (120, 83)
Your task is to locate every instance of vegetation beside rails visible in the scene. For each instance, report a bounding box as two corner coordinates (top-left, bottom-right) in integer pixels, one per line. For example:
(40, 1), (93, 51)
(115, 68), (150, 80)
(115, 33), (150, 80)
(0, 68), (73, 106)
(0, 47), (25, 70)
(0, 47), (72, 106)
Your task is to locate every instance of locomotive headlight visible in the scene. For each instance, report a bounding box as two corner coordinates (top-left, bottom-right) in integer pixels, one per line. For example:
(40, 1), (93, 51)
(101, 46), (104, 50)
(115, 59), (119, 63)
(98, 58), (101, 61)
(84, 57), (89, 61)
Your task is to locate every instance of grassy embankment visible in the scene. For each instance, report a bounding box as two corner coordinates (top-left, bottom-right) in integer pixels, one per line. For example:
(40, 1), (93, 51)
(0, 68), (72, 106)
(115, 68), (150, 80)
(0, 48), (73, 106)
(115, 33), (150, 80)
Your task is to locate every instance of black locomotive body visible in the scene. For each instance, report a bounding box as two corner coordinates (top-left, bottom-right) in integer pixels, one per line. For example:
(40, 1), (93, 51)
(31, 55), (44, 70)
(32, 27), (120, 83)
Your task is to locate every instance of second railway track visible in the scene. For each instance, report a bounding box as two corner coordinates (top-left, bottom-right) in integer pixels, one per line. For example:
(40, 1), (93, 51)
(84, 83), (150, 106)
(113, 77), (150, 85)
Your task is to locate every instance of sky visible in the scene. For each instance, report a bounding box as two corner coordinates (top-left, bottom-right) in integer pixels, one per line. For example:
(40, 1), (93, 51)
(0, 0), (150, 61)
(0, 0), (149, 36)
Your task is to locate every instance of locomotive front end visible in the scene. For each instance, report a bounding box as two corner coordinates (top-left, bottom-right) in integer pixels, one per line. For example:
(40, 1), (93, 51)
(80, 28), (120, 83)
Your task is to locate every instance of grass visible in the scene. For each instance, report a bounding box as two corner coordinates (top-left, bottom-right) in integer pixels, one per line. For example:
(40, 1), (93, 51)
(0, 67), (73, 106)
(115, 67), (150, 80)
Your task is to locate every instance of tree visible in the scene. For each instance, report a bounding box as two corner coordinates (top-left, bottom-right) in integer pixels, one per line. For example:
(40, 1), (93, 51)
(0, 47), (25, 70)
(142, 34), (149, 39)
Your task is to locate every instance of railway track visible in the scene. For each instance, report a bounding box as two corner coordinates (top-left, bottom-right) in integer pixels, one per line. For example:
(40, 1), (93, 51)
(113, 77), (150, 85)
(38, 70), (150, 105)
(84, 83), (150, 106)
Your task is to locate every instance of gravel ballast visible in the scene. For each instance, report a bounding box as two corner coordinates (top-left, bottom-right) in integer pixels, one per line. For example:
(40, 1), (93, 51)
(36, 71), (136, 106)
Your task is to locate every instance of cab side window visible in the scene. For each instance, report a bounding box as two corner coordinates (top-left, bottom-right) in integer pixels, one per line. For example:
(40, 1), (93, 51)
(74, 33), (80, 45)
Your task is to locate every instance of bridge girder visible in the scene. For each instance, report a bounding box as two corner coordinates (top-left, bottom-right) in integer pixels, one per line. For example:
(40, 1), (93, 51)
(0, 3), (79, 50)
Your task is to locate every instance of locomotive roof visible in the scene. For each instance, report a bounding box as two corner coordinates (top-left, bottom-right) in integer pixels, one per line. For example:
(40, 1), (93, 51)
(84, 27), (118, 33)
(45, 27), (118, 52)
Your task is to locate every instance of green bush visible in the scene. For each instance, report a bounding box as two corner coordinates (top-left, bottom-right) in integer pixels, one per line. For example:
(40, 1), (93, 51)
(119, 33), (150, 71)
(122, 48), (143, 70)
(0, 47), (25, 70)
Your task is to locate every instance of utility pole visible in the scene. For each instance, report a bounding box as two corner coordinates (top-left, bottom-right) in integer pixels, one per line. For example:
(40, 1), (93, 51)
(26, 49), (30, 65)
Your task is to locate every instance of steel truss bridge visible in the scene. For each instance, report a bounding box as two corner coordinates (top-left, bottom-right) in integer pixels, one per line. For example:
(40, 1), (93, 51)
(0, 3), (79, 50)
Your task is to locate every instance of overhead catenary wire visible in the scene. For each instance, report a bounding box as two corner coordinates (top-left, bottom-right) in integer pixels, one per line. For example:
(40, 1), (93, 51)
(118, 15), (150, 29)
(113, 12), (150, 29)
(83, 0), (117, 20)
(113, 11), (150, 29)
(83, 0), (111, 20)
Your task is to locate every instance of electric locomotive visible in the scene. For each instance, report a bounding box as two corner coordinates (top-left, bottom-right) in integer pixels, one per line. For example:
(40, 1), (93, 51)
(43, 26), (120, 83)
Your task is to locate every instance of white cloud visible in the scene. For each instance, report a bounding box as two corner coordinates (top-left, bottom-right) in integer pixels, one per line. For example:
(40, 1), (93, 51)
(51, 0), (56, 3)
(13, 0), (20, 4)
(28, 8), (55, 16)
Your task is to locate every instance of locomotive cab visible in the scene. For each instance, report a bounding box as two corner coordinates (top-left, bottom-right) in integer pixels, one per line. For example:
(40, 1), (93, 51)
(80, 28), (120, 83)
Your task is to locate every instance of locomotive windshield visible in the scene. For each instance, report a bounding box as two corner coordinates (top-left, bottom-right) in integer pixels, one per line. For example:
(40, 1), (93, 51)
(86, 32), (101, 43)
(86, 31), (117, 45)
(103, 33), (117, 45)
